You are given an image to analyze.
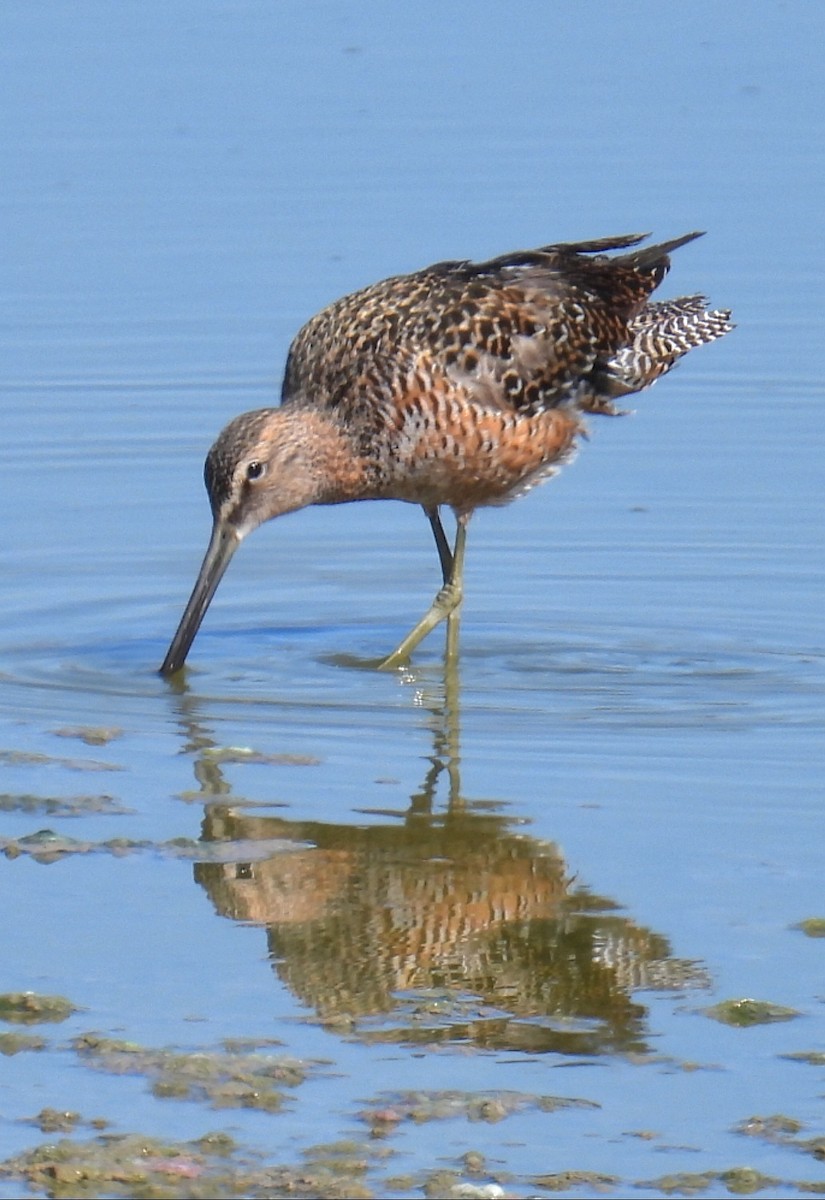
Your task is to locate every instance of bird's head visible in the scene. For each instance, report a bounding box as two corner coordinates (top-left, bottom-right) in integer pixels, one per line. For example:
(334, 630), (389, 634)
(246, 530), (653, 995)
(204, 407), (329, 534)
(160, 406), (334, 677)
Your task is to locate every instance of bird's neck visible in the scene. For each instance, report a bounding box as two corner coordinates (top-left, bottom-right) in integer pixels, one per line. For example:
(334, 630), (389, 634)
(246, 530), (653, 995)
(275, 406), (373, 507)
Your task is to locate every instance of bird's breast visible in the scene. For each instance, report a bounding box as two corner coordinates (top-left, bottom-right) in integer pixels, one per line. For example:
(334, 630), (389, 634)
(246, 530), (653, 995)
(373, 390), (584, 513)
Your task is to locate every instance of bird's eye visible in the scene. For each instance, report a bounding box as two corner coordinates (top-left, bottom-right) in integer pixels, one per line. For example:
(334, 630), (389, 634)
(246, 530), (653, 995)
(246, 460), (265, 481)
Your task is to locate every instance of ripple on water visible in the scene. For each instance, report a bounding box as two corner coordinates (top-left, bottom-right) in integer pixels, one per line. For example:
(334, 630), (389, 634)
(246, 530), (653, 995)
(0, 602), (821, 738)
(461, 628), (825, 731)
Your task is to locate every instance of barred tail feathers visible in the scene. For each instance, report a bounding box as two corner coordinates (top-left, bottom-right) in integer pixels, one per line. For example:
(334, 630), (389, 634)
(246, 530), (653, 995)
(594, 295), (734, 398)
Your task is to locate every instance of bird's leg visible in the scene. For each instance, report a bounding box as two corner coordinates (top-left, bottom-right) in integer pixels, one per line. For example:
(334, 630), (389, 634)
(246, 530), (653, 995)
(379, 512), (469, 670)
(425, 505), (453, 584)
(443, 510), (466, 662)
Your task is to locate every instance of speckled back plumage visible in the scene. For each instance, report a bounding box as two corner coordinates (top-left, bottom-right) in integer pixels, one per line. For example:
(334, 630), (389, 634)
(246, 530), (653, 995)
(277, 231), (731, 513)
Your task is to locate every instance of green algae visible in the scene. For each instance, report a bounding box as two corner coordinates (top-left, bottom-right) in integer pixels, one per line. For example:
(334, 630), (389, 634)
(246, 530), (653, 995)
(0, 1030), (47, 1054)
(704, 998), (800, 1027)
(53, 726), (124, 746)
(28, 1108), (84, 1134)
(1, 830), (295, 863)
(721, 1166), (784, 1194)
(636, 1168), (781, 1195)
(734, 1112), (825, 1168)
(0, 992), (78, 1025)
(0, 748), (121, 772)
(359, 1088), (598, 1131)
(72, 1033), (311, 1112)
(532, 1169), (618, 1191)
(419, 1168), (511, 1198)
(0, 1132), (256, 1200)
(736, 1114), (805, 1140)
(792, 918), (825, 938)
(0, 791), (129, 816)
(784, 1050), (825, 1066)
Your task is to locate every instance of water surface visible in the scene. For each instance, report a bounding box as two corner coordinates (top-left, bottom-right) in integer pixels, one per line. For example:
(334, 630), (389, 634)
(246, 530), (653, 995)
(1, 3), (824, 1197)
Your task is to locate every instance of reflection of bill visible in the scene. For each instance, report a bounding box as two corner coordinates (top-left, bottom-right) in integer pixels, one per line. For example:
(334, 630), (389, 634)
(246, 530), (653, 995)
(196, 806), (708, 1055)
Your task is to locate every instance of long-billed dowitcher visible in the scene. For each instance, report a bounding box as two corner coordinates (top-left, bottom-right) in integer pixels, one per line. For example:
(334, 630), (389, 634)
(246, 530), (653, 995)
(160, 231), (732, 675)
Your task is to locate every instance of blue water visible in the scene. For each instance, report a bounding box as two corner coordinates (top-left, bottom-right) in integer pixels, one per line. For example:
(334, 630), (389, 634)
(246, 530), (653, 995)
(1, 3), (823, 1197)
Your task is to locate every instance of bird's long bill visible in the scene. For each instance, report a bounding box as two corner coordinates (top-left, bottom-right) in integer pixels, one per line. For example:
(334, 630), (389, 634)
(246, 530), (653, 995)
(159, 521), (240, 676)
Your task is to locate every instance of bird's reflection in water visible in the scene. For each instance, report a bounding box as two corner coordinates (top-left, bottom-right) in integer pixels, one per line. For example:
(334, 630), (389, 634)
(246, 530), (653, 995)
(179, 661), (708, 1056)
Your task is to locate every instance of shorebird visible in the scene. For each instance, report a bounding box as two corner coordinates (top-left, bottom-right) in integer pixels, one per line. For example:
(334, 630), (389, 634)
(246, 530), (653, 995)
(160, 231), (731, 675)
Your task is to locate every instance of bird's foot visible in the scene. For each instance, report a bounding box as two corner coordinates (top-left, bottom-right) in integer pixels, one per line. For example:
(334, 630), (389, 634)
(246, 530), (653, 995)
(377, 580), (463, 670)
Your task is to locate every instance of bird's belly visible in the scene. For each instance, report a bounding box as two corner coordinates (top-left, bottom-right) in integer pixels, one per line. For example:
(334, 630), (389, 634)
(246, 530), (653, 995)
(379, 404), (583, 512)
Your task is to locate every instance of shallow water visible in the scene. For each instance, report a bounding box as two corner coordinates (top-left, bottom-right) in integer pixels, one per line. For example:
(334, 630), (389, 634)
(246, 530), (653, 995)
(1, 2), (824, 1197)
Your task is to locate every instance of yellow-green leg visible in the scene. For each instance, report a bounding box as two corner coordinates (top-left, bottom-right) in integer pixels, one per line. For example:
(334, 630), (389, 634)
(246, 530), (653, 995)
(379, 510), (469, 669)
(430, 507), (463, 663)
